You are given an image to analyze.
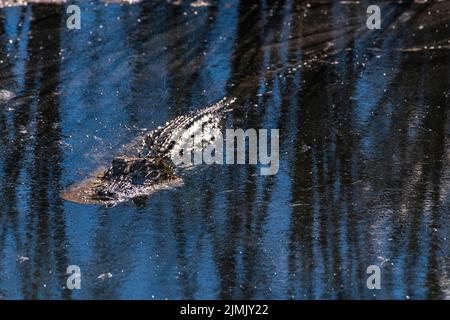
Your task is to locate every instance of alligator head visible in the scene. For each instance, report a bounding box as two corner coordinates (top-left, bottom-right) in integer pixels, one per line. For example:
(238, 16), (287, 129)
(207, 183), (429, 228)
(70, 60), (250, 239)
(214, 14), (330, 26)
(61, 155), (181, 205)
(91, 156), (177, 202)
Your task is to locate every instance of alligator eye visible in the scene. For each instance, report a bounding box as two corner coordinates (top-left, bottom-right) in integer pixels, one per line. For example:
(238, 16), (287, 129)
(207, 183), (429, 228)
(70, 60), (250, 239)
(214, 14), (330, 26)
(147, 170), (160, 180)
(167, 140), (176, 151)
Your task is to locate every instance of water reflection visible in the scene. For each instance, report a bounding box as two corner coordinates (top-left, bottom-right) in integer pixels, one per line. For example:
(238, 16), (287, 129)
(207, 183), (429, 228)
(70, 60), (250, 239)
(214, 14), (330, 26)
(0, 0), (448, 299)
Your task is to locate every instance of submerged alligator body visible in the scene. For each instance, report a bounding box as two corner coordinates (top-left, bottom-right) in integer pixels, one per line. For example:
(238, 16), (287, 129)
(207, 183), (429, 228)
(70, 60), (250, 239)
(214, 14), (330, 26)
(61, 98), (236, 205)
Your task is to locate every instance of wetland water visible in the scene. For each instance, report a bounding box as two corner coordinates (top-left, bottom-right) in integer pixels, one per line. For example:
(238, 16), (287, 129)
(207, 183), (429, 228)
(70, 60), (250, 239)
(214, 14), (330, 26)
(0, 0), (449, 299)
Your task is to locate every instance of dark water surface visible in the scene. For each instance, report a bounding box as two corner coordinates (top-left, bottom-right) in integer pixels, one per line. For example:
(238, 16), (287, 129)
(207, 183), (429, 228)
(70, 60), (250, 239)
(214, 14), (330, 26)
(0, 0), (449, 299)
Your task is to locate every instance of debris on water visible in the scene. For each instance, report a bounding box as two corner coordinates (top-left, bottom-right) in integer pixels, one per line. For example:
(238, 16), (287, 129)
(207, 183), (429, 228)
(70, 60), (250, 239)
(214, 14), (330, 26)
(191, 0), (210, 8)
(169, 0), (182, 5)
(290, 202), (309, 207)
(0, 90), (15, 102)
(220, 189), (235, 193)
(377, 256), (390, 266)
(17, 256), (30, 263)
(98, 272), (113, 280)
(301, 143), (311, 153)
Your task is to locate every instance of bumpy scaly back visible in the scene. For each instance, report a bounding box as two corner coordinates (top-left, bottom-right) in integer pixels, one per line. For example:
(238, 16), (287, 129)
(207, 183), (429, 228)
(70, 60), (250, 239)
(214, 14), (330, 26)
(144, 97), (236, 161)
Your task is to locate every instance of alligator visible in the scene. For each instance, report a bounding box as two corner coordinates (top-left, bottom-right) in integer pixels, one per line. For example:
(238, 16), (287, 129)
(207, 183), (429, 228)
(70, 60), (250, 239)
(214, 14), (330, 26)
(61, 97), (236, 205)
